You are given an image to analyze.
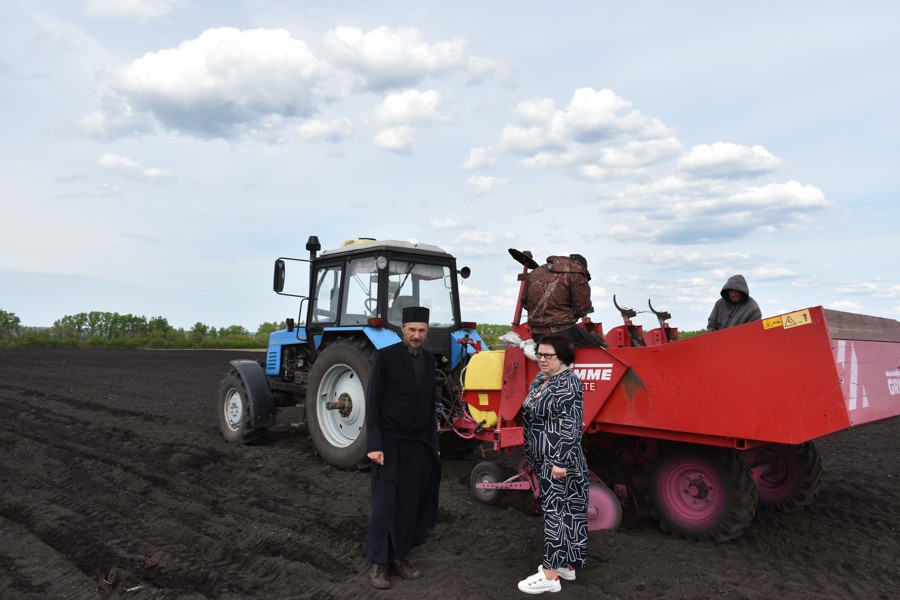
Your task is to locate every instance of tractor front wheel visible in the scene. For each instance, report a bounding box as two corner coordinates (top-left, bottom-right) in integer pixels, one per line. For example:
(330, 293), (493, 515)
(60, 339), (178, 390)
(743, 442), (823, 512)
(306, 339), (373, 470)
(649, 444), (757, 542)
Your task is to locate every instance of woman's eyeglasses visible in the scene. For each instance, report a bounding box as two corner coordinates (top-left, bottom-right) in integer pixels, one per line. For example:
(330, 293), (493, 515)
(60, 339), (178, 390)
(535, 352), (557, 360)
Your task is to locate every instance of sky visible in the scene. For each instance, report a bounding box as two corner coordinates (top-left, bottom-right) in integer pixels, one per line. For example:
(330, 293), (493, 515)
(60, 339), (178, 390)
(2, 1), (898, 334)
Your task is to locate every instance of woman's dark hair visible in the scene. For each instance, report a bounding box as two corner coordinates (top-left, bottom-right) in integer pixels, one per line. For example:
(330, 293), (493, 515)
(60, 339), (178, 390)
(536, 334), (576, 365)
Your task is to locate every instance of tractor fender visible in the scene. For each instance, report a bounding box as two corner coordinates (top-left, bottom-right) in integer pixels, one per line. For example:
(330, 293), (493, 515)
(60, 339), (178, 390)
(229, 359), (277, 429)
(313, 326), (400, 352)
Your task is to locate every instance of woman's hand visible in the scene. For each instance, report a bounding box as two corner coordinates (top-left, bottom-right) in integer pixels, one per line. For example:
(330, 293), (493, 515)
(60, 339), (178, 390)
(551, 465), (567, 480)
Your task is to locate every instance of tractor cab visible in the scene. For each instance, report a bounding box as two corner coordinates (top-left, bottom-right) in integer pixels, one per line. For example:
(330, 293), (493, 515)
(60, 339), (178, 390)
(275, 236), (472, 365)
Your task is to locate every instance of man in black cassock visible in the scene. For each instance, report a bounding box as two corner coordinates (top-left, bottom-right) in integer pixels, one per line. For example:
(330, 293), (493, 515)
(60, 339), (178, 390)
(364, 306), (442, 590)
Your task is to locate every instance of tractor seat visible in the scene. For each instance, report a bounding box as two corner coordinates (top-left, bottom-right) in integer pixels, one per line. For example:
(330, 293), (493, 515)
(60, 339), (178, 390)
(389, 296), (415, 325)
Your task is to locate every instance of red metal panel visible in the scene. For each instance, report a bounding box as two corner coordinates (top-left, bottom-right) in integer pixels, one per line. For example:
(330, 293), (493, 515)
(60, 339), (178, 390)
(833, 339), (900, 425)
(496, 426), (524, 447)
(595, 307), (853, 445)
(498, 347), (530, 421)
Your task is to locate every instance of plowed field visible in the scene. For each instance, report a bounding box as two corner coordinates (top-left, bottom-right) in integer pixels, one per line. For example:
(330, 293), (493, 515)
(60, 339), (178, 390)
(0, 349), (897, 599)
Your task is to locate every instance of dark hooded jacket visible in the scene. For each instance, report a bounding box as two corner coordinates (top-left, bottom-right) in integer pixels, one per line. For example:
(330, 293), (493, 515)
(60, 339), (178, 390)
(707, 274), (762, 332)
(522, 255), (593, 335)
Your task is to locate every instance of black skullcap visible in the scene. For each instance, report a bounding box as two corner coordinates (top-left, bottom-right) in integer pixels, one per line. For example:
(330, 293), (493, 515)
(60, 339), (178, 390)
(402, 306), (430, 324)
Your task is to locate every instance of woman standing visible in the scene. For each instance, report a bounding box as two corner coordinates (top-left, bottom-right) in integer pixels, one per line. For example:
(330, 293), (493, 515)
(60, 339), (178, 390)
(517, 335), (589, 595)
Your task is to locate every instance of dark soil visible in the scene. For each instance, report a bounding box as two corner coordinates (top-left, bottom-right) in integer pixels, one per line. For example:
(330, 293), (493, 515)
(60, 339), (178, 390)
(0, 349), (897, 600)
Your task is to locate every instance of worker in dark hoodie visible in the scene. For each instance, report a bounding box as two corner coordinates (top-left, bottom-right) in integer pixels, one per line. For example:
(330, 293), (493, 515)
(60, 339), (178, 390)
(707, 274), (762, 332)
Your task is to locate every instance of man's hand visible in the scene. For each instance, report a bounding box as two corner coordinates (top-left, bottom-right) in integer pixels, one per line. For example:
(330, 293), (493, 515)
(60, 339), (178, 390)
(368, 451), (384, 466)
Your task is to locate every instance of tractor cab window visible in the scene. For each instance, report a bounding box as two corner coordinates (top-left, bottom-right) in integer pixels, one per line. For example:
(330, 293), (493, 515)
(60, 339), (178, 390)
(341, 257), (380, 325)
(311, 265), (341, 324)
(387, 260), (455, 328)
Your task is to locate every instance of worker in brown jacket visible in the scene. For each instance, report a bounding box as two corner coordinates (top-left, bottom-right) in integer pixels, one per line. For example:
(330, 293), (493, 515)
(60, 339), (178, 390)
(522, 254), (607, 347)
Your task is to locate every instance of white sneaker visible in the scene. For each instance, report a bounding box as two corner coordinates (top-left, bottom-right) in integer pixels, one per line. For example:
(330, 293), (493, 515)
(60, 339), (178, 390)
(517, 568), (561, 594)
(547, 565), (575, 581)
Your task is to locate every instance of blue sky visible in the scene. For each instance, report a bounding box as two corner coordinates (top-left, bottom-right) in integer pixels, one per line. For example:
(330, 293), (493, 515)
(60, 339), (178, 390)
(2, 1), (898, 333)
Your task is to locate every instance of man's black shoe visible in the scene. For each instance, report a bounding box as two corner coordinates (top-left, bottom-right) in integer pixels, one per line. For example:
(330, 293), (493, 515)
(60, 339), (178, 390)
(370, 563), (390, 589)
(391, 558), (421, 579)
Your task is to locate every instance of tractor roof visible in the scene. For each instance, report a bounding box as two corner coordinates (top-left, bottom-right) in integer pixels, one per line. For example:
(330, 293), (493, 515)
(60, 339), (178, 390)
(319, 238), (452, 258)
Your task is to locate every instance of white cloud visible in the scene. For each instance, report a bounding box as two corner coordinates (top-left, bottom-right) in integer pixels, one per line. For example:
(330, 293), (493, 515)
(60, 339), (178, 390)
(97, 153), (174, 182)
(827, 299), (862, 311)
(321, 25), (511, 91)
(372, 89), (448, 126)
(467, 175), (509, 194)
(88, 28), (331, 139)
(466, 87), (681, 178)
(462, 146), (494, 170)
(295, 117), (353, 142)
(83, 0), (183, 20)
(52, 184), (121, 199)
(75, 25), (503, 151)
(373, 126), (414, 153)
(600, 178), (832, 244)
(75, 95), (157, 139)
(679, 142), (782, 178)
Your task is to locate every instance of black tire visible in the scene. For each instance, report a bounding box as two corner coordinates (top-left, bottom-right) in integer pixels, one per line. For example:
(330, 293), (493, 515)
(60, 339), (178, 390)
(743, 442), (823, 513)
(469, 461), (506, 506)
(585, 446), (641, 528)
(306, 338), (374, 470)
(649, 444), (758, 542)
(218, 371), (258, 444)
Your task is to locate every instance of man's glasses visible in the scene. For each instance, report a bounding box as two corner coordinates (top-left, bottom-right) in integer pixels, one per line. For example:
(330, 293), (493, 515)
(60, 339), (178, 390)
(535, 352), (557, 360)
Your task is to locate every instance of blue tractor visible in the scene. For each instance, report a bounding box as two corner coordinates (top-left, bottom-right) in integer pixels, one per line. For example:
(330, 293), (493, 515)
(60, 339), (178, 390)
(217, 235), (485, 469)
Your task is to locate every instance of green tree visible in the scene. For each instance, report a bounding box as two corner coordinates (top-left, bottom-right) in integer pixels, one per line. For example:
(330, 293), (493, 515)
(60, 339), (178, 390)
(0, 309), (22, 340)
(189, 322), (210, 344)
(147, 315), (172, 333)
(53, 313), (87, 339)
(220, 324), (249, 337)
(255, 320), (284, 343)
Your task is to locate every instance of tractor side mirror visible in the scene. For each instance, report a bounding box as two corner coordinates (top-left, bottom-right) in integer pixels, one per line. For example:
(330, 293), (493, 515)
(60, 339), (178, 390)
(274, 259), (286, 293)
(459, 266), (471, 279)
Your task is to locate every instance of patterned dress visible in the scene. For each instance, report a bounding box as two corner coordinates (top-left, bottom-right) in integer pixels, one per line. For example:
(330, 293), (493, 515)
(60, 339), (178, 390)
(522, 367), (589, 570)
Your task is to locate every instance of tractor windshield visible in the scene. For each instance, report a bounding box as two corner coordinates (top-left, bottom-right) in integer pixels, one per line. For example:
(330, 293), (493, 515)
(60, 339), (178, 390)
(387, 260), (455, 328)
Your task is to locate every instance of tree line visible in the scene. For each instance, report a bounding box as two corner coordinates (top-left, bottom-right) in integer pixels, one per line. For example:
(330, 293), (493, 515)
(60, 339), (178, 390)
(0, 309), (698, 350)
(0, 309), (515, 349)
(0, 309), (282, 349)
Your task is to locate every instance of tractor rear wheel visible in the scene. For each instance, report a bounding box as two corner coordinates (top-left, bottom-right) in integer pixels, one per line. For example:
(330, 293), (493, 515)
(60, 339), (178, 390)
(469, 461), (506, 506)
(743, 442), (823, 512)
(306, 338), (374, 470)
(218, 372), (259, 444)
(649, 444), (757, 542)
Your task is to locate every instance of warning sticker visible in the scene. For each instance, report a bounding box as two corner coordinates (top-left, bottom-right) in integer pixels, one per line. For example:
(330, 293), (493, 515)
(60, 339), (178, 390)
(764, 310), (814, 330)
(763, 316), (783, 329)
(782, 309), (813, 329)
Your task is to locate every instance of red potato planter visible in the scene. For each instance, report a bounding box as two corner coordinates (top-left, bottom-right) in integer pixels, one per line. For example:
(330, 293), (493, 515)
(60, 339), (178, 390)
(459, 251), (900, 541)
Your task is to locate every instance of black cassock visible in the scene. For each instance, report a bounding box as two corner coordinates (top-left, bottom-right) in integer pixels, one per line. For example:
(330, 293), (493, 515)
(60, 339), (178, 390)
(363, 342), (442, 564)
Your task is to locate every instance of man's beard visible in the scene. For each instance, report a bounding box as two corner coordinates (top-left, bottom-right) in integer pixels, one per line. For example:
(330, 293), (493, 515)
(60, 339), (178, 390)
(405, 341), (421, 355)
